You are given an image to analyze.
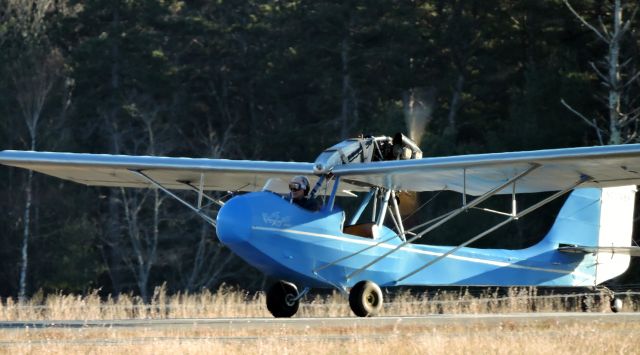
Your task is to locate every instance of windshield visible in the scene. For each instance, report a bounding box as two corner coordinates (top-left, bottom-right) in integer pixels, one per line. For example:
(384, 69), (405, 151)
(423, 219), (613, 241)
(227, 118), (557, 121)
(262, 178), (290, 194)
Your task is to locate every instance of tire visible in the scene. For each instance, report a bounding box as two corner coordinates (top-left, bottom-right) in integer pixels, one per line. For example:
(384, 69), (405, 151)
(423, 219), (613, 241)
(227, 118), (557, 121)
(266, 281), (299, 318)
(610, 297), (623, 313)
(349, 280), (383, 317)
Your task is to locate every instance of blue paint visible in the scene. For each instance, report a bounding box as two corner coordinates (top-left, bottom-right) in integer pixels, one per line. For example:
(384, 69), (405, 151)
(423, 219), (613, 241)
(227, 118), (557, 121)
(325, 176), (340, 212)
(349, 189), (376, 225)
(216, 188), (616, 290)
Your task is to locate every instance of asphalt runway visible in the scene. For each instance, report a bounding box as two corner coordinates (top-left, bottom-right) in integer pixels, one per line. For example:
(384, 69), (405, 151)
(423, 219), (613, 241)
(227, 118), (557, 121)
(1, 312), (639, 330)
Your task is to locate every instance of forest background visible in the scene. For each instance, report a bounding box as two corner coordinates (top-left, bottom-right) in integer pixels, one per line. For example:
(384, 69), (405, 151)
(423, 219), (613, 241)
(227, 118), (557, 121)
(0, 0), (639, 301)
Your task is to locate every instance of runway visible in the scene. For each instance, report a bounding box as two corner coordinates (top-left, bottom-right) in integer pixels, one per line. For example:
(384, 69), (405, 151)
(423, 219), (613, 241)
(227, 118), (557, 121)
(1, 312), (639, 330)
(1, 313), (639, 352)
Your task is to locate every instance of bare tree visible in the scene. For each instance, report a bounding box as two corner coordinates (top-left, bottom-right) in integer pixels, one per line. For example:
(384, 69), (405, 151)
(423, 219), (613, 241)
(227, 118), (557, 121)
(115, 94), (174, 301)
(119, 187), (166, 302)
(11, 46), (63, 301)
(5, 0), (70, 301)
(184, 123), (241, 291)
(563, 0), (639, 145)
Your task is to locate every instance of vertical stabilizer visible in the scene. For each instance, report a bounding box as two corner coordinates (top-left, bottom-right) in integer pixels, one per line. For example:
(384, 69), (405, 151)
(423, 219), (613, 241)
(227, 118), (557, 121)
(544, 185), (636, 285)
(543, 188), (603, 248)
(595, 185), (636, 284)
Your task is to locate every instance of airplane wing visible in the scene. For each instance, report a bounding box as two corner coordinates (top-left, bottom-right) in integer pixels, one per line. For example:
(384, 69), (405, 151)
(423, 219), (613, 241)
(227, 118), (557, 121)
(0, 150), (363, 195)
(2, 144), (640, 196)
(333, 144), (640, 195)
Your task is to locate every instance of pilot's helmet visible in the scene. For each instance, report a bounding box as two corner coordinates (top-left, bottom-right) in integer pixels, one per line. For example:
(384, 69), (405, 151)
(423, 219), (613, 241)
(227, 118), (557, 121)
(289, 175), (310, 195)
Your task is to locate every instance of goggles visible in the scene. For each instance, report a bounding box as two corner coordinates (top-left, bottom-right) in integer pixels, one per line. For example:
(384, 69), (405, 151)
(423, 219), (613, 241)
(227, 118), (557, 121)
(289, 182), (304, 191)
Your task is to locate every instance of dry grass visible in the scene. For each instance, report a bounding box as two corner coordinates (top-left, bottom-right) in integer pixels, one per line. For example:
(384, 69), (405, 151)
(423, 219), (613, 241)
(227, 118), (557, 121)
(0, 316), (638, 354)
(0, 285), (637, 321)
(0, 286), (638, 354)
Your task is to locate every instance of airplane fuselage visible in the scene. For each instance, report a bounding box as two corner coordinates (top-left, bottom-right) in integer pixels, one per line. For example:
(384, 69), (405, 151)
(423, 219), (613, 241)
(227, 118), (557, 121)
(216, 191), (598, 290)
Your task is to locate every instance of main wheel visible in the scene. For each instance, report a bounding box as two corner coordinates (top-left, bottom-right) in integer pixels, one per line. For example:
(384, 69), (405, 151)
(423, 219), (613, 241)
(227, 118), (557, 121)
(266, 281), (299, 318)
(349, 280), (383, 317)
(610, 297), (623, 313)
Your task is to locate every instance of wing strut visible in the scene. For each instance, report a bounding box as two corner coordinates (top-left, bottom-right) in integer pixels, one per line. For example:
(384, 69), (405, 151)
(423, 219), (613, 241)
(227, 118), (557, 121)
(395, 175), (590, 283)
(130, 170), (217, 227)
(346, 163), (541, 281)
(389, 190), (406, 241)
(179, 180), (226, 208)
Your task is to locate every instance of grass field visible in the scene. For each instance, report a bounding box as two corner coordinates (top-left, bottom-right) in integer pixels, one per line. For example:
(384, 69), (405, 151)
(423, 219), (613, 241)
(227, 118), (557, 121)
(1, 318), (639, 354)
(0, 286), (638, 354)
(1, 285), (638, 320)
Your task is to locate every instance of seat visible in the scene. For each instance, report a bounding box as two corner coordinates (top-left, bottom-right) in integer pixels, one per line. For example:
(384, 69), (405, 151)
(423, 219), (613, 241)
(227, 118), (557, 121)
(343, 222), (376, 239)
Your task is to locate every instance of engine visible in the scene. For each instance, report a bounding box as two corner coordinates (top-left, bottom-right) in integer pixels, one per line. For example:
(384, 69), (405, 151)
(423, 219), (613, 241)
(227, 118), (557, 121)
(313, 133), (423, 174)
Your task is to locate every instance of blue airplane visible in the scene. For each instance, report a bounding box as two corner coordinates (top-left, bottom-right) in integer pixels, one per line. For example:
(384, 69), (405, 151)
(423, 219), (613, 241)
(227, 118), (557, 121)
(2, 134), (640, 317)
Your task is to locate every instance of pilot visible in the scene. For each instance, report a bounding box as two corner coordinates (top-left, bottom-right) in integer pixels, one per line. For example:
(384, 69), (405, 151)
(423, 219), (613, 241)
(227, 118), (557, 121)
(289, 175), (321, 211)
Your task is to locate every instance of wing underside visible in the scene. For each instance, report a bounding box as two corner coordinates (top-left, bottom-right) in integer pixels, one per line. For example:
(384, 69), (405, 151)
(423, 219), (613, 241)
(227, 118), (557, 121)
(333, 144), (640, 195)
(2, 144), (640, 195)
(0, 151), (363, 195)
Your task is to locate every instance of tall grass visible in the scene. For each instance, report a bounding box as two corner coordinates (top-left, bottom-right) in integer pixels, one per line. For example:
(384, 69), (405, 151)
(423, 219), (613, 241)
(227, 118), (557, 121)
(0, 285), (637, 321)
(1, 286), (638, 354)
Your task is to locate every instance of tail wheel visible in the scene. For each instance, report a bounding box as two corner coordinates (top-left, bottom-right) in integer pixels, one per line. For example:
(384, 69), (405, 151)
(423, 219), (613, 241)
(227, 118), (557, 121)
(266, 281), (299, 318)
(349, 280), (383, 317)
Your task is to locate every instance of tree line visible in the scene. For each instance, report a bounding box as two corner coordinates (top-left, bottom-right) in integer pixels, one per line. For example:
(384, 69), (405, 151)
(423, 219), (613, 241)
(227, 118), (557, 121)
(0, 0), (638, 299)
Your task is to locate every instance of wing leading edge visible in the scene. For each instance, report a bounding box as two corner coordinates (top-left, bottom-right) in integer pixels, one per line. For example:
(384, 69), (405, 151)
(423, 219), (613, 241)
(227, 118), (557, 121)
(2, 144), (640, 196)
(0, 150), (363, 195)
(332, 144), (640, 195)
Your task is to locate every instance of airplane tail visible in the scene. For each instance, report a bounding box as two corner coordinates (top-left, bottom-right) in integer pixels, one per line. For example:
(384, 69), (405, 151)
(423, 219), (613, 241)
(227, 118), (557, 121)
(542, 185), (637, 284)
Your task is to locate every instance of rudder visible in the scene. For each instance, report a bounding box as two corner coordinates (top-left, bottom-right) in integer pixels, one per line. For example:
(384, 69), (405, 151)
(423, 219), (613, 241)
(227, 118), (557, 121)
(542, 185), (636, 284)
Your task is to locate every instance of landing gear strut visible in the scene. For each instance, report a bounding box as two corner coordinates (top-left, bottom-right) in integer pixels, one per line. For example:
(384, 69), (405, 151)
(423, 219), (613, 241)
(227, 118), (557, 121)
(349, 280), (383, 317)
(266, 281), (300, 318)
(584, 286), (624, 313)
(601, 286), (624, 313)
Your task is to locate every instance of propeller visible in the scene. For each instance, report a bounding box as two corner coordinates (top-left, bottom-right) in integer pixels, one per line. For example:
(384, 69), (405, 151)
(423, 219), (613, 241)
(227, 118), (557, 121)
(399, 87), (435, 217)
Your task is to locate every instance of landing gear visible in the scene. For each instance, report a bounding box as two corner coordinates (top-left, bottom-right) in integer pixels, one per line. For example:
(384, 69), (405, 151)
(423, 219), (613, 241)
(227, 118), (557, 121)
(266, 281), (299, 318)
(584, 286), (624, 313)
(349, 280), (383, 317)
(610, 297), (623, 313)
(599, 286), (624, 313)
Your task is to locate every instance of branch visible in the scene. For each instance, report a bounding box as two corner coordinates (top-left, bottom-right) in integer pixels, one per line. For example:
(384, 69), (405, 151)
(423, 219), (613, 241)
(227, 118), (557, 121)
(626, 106), (640, 118)
(561, 99), (605, 145)
(564, 0), (609, 43)
(621, 57), (633, 68)
(623, 70), (640, 88)
(589, 61), (609, 82)
(621, 6), (639, 34)
(598, 16), (610, 38)
(624, 132), (638, 144)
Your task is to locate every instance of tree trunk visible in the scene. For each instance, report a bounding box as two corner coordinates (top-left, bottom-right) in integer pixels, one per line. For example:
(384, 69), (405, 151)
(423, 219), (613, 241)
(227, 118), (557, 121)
(102, 2), (125, 295)
(447, 74), (465, 137)
(18, 169), (33, 301)
(607, 0), (623, 145)
(340, 36), (351, 140)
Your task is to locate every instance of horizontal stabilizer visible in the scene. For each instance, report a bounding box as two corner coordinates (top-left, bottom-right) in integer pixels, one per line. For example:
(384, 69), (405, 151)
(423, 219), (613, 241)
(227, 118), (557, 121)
(558, 245), (640, 257)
